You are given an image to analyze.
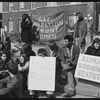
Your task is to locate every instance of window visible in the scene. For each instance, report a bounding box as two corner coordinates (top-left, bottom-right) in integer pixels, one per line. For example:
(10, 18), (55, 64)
(68, 15), (77, 32)
(57, 2), (70, 6)
(9, 2), (13, 11)
(47, 2), (57, 7)
(8, 20), (13, 33)
(69, 2), (81, 5)
(31, 2), (36, 9)
(19, 2), (24, 10)
(19, 19), (22, 33)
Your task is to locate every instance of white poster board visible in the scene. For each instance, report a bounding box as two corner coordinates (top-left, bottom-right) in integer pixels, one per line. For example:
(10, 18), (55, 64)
(75, 54), (100, 83)
(28, 56), (56, 91)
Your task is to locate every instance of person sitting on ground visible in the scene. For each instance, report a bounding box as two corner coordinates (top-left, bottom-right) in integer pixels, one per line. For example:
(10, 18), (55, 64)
(85, 38), (100, 56)
(0, 60), (23, 98)
(14, 44), (36, 95)
(0, 51), (11, 80)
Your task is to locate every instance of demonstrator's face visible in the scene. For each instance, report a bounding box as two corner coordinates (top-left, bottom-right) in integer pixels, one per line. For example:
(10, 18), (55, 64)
(64, 39), (69, 47)
(94, 43), (100, 49)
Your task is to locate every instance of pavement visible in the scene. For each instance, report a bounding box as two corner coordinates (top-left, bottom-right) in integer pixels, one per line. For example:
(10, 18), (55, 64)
(23, 90), (95, 98)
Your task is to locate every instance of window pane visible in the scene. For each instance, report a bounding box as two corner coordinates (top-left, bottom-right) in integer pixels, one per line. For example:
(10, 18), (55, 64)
(47, 2), (57, 7)
(69, 15), (77, 26)
(57, 2), (70, 5)
(68, 15), (77, 32)
(20, 2), (24, 9)
(9, 2), (13, 11)
(31, 2), (36, 9)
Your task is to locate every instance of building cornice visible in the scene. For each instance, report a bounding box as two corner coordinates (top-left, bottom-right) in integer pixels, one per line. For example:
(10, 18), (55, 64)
(2, 3), (88, 14)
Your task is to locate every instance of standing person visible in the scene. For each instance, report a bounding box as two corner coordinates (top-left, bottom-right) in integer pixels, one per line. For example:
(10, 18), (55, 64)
(85, 38), (100, 56)
(65, 12), (87, 53)
(46, 39), (61, 98)
(21, 14), (33, 45)
(0, 26), (11, 55)
(59, 35), (80, 98)
(0, 26), (7, 44)
(21, 14), (39, 45)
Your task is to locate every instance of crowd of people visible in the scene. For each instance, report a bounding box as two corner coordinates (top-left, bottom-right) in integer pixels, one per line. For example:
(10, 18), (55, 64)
(0, 12), (99, 98)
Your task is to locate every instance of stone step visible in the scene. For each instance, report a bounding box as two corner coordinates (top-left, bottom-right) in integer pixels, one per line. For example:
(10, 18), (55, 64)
(75, 83), (99, 97)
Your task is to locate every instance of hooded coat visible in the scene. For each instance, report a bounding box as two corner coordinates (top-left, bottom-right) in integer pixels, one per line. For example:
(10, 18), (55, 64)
(21, 14), (38, 44)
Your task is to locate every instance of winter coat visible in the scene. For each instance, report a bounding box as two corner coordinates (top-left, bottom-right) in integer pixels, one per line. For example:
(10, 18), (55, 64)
(0, 73), (23, 98)
(59, 45), (80, 71)
(85, 46), (100, 56)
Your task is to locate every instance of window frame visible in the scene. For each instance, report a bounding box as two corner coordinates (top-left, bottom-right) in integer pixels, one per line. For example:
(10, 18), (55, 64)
(19, 2), (24, 10)
(9, 2), (14, 12)
(31, 2), (36, 10)
(68, 14), (77, 32)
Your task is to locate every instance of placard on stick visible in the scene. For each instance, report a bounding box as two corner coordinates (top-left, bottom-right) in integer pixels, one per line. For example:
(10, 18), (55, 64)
(28, 56), (56, 91)
(75, 54), (100, 83)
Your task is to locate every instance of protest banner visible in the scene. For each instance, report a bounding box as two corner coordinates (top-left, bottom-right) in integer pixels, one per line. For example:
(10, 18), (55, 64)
(28, 56), (56, 91)
(32, 11), (64, 41)
(75, 54), (100, 83)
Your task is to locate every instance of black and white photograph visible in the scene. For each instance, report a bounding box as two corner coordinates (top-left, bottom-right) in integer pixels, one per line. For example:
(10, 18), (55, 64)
(0, 2), (100, 98)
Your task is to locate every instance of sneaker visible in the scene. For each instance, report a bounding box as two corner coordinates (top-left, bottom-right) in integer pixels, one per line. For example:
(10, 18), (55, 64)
(30, 95), (39, 98)
(61, 93), (70, 98)
(61, 92), (74, 98)
(47, 94), (53, 98)
(68, 90), (75, 96)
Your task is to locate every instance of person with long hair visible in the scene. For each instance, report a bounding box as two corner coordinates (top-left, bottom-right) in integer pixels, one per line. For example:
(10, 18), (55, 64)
(85, 38), (100, 56)
(14, 44), (36, 95)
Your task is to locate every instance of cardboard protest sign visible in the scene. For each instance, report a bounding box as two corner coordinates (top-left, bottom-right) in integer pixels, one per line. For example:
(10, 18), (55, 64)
(28, 56), (56, 91)
(75, 54), (100, 83)
(32, 11), (64, 41)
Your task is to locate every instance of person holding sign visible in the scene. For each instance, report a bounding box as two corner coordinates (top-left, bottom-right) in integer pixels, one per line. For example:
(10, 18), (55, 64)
(65, 12), (87, 53)
(46, 39), (61, 97)
(59, 35), (80, 97)
(85, 38), (100, 56)
(29, 48), (54, 98)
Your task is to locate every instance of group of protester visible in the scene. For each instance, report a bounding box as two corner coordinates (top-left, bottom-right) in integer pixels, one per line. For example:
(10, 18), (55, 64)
(0, 11), (99, 98)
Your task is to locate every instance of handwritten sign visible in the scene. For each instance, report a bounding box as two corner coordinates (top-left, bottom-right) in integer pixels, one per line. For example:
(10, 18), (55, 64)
(28, 56), (56, 91)
(75, 54), (100, 83)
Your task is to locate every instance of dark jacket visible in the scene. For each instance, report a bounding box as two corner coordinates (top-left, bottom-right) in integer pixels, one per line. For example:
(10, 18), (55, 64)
(21, 19), (33, 44)
(59, 45), (80, 70)
(0, 59), (17, 80)
(85, 46), (100, 56)
(0, 73), (23, 98)
(21, 14), (38, 44)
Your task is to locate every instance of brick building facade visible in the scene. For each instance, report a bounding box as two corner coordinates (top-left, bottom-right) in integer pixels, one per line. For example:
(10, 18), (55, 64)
(1, 2), (90, 35)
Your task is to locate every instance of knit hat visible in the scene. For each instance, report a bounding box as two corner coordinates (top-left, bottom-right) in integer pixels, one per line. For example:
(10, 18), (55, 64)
(46, 39), (56, 46)
(75, 12), (83, 18)
(22, 13), (30, 21)
(38, 48), (47, 56)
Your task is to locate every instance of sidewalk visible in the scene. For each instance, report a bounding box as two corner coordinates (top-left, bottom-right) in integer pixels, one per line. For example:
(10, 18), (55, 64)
(23, 90), (95, 98)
